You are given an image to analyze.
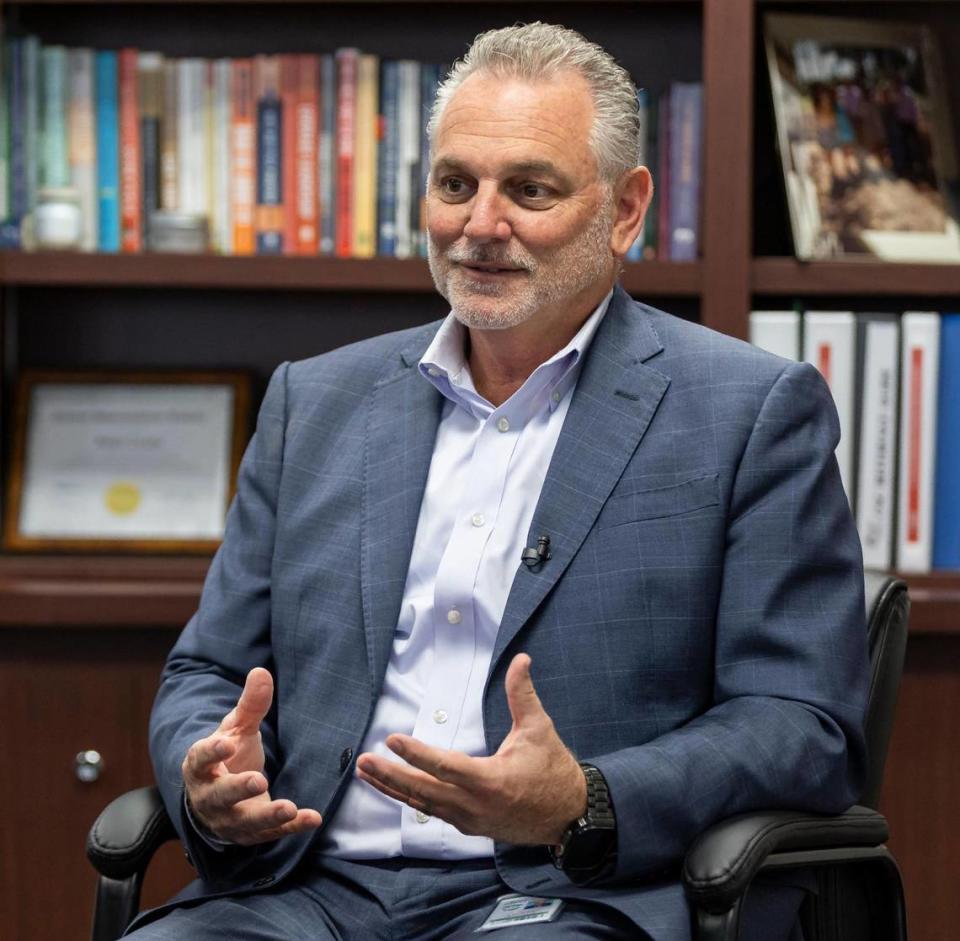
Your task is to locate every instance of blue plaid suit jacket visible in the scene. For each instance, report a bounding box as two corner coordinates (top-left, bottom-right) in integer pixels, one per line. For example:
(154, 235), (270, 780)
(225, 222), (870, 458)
(147, 286), (868, 939)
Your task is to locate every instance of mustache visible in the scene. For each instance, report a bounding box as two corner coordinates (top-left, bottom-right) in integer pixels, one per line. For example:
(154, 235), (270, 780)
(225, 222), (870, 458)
(444, 245), (534, 271)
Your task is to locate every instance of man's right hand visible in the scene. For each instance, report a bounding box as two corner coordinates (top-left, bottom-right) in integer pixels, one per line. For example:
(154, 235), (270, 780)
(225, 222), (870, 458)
(182, 667), (323, 846)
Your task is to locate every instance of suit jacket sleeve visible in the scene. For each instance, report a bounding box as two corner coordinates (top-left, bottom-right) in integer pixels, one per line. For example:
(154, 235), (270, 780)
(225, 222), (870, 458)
(590, 360), (869, 881)
(148, 362), (291, 881)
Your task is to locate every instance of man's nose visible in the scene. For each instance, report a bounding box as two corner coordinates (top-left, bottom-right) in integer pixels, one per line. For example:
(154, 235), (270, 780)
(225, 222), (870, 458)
(462, 184), (511, 242)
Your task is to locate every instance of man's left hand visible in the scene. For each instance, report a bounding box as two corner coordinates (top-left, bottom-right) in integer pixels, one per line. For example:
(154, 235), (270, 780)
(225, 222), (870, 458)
(355, 653), (587, 845)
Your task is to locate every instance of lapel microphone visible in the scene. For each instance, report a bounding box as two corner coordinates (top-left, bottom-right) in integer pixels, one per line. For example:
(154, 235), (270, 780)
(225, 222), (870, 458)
(521, 534), (552, 568)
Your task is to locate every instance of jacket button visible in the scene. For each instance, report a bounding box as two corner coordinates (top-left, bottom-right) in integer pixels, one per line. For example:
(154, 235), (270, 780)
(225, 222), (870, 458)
(340, 747), (354, 772)
(252, 875), (275, 888)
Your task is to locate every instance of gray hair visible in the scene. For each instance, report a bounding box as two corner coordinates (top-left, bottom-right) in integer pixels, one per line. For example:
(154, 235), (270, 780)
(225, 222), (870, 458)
(428, 22), (640, 183)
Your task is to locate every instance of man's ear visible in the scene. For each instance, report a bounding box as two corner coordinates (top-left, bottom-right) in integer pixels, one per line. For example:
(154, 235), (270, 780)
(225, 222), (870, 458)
(609, 166), (653, 257)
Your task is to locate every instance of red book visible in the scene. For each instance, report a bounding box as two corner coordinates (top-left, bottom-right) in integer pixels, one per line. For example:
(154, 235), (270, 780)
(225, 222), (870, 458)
(119, 48), (142, 252)
(279, 54), (298, 255)
(335, 48), (358, 258)
(231, 59), (256, 255)
(294, 54), (319, 255)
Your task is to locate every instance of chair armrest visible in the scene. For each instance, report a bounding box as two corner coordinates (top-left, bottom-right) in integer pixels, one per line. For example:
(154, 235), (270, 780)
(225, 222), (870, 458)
(682, 805), (889, 913)
(86, 785), (178, 880)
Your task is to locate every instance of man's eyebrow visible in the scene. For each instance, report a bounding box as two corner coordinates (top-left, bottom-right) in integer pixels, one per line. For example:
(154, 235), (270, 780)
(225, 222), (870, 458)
(431, 157), (572, 184)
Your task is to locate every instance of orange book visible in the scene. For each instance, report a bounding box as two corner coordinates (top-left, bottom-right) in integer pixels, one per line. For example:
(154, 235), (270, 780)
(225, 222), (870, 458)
(334, 48), (358, 258)
(294, 54), (319, 255)
(119, 48), (142, 252)
(231, 59), (256, 255)
(279, 54), (298, 255)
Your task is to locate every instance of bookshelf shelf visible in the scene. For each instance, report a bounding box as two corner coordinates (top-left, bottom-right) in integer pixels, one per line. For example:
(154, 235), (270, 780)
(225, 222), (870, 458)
(0, 251), (703, 296)
(752, 258), (960, 297)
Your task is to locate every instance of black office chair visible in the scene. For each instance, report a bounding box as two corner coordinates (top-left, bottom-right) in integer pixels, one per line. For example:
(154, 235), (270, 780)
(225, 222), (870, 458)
(87, 573), (910, 941)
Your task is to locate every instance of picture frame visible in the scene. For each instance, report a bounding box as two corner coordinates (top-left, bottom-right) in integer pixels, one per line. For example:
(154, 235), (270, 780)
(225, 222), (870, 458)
(763, 13), (960, 263)
(4, 370), (251, 553)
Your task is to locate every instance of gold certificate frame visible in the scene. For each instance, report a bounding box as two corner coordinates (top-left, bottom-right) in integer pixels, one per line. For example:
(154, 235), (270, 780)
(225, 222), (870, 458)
(5, 370), (251, 553)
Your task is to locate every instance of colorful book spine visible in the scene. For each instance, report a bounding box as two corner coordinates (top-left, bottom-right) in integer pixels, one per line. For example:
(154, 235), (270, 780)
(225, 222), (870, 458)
(335, 48), (358, 257)
(318, 54), (336, 256)
(417, 63), (441, 257)
(854, 314), (900, 571)
(40, 45), (70, 189)
(119, 48), (142, 252)
(254, 54), (283, 254)
(294, 54), (319, 255)
(23, 36), (40, 218)
(211, 58), (233, 255)
(231, 58), (256, 255)
(668, 82), (702, 262)
(9, 39), (28, 226)
(933, 313), (960, 569)
(377, 60), (399, 257)
(160, 59), (178, 210)
(394, 60), (420, 259)
(803, 311), (857, 506)
(68, 48), (97, 251)
(896, 312), (941, 573)
(177, 58), (208, 216)
(138, 52), (164, 246)
(279, 54), (298, 255)
(0, 40), (9, 224)
(653, 90), (670, 259)
(352, 52), (378, 258)
(625, 87), (648, 262)
(95, 50), (121, 252)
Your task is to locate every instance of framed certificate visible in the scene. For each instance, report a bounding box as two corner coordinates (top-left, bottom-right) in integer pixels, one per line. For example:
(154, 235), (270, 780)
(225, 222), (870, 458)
(5, 371), (251, 552)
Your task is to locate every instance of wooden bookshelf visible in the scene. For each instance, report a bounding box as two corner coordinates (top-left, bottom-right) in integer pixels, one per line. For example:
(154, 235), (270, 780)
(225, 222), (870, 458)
(753, 258), (960, 297)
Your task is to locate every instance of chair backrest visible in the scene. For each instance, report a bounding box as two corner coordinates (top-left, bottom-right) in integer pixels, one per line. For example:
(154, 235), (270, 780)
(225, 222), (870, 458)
(860, 572), (910, 810)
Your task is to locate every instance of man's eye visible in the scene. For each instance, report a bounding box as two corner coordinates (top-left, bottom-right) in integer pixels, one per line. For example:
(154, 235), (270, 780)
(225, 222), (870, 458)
(440, 178), (470, 197)
(518, 183), (551, 200)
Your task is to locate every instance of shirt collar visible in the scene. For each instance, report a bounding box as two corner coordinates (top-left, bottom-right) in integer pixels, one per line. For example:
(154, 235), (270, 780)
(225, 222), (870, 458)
(419, 290), (613, 422)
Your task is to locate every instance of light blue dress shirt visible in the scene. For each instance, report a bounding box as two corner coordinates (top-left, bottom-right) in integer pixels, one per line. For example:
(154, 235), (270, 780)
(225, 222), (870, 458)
(321, 291), (612, 860)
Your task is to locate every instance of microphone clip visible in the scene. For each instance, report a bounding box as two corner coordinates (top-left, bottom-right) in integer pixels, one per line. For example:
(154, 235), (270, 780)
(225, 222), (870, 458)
(521, 534), (552, 569)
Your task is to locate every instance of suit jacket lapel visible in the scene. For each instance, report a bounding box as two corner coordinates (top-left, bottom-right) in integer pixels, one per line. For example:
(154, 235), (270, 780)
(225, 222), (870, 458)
(491, 288), (670, 667)
(361, 328), (443, 693)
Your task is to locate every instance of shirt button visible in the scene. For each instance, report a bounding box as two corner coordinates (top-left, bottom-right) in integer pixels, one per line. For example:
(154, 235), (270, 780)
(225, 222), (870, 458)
(496, 417), (510, 433)
(433, 709), (448, 724)
(447, 608), (462, 625)
(415, 811), (431, 824)
(552, 391), (561, 403)
(427, 366), (441, 377)
(471, 513), (485, 527)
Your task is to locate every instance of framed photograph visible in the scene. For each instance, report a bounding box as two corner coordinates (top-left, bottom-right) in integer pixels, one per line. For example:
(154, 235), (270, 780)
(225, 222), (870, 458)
(763, 13), (960, 262)
(5, 371), (251, 553)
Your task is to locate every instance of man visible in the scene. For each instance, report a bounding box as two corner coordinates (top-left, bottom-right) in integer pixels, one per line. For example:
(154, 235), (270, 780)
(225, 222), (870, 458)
(129, 22), (868, 941)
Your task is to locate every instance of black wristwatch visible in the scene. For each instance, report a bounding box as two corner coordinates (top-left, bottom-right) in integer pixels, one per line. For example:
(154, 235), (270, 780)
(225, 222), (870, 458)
(548, 763), (617, 882)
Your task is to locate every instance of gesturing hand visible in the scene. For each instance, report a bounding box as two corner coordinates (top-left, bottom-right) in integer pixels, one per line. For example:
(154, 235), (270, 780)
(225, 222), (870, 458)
(356, 653), (587, 846)
(182, 667), (322, 846)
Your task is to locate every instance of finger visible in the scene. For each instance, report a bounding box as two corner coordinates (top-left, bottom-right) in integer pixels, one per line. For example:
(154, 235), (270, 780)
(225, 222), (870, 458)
(385, 735), (473, 786)
(355, 753), (454, 808)
(355, 767), (425, 810)
(199, 770), (269, 813)
(183, 735), (235, 783)
(223, 667), (274, 734)
(229, 802), (323, 846)
(504, 653), (546, 727)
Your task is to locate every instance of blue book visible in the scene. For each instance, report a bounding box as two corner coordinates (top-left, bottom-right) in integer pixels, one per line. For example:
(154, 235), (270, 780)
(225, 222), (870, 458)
(668, 82), (702, 262)
(95, 50), (120, 252)
(8, 38), (28, 226)
(256, 95), (282, 254)
(377, 60), (398, 257)
(318, 54), (336, 256)
(417, 63), (441, 257)
(933, 313), (960, 568)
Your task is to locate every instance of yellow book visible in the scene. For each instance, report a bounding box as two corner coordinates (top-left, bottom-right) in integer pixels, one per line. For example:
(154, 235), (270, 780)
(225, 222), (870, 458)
(352, 53), (378, 258)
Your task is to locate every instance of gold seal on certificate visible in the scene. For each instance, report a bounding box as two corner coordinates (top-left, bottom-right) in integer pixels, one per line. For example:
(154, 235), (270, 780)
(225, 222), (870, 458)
(5, 371), (250, 552)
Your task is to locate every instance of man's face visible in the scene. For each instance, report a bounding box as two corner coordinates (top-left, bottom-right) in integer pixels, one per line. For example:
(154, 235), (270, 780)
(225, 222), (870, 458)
(426, 71), (616, 332)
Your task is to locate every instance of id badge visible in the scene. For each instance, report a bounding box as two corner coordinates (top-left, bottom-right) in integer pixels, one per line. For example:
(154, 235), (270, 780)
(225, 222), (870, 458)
(475, 893), (565, 932)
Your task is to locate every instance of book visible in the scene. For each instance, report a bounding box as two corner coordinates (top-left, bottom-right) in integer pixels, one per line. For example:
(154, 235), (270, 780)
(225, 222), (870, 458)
(803, 311), (857, 506)
(318, 53), (336, 256)
(231, 58), (256, 255)
(0, 40), (8, 224)
(352, 52), (378, 258)
(211, 58), (233, 254)
(138, 52), (163, 246)
(177, 58), (209, 217)
(23, 36), (40, 221)
(655, 90), (670, 259)
(668, 82), (702, 261)
(749, 310), (800, 360)
(279, 54), (298, 255)
(160, 59), (178, 210)
(293, 54), (319, 255)
(334, 48), (358, 257)
(394, 60), (420, 259)
(933, 313), (960, 569)
(68, 47), (97, 251)
(416, 62), (441, 257)
(8, 39), (28, 229)
(40, 45), (70, 189)
(254, 54), (283, 254)
(854, 314), (900, 571)
(94, 50), (120, 252)
(119, 48), (141, 252)
(625, 87), (648, 262)
(896, 312), (941, 573)
(642, 87), (660, 260)
(377, 60), (399, 257)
